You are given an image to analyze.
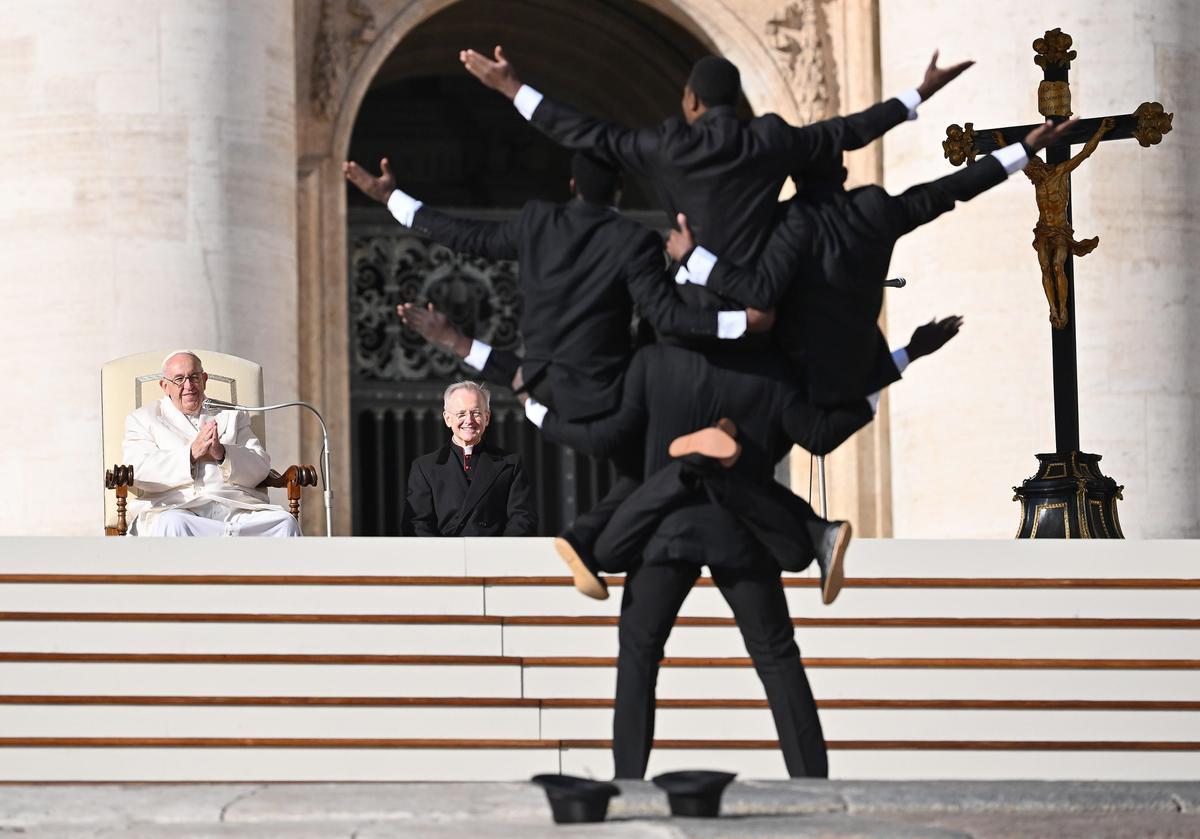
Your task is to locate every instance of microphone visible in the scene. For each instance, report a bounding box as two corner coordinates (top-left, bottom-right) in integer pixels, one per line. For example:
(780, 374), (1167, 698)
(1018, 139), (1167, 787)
(882, 277), (907, 288)
(201, 397), (333, 538)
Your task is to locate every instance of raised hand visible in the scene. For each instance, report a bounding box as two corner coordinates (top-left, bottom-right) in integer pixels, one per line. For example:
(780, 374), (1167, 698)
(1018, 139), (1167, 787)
(459, 45), (522, 100)
(205, 421), (225, 463)
(665, 213), (695, 263)
(906, 315), (964, 361)
(190, 421), (218, 464)
(916, 50), (974, 101)
(1023, 116), (1079, 153)
(1099, 116), (1116, 134)
(342, 158), (396, 204)
(398, 302), (471, 357)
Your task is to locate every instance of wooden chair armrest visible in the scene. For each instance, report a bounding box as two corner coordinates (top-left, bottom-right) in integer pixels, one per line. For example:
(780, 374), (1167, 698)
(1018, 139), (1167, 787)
(104, 465), (135, 536)
(259, 465), (318, 521)
(259, 465), (318, 489)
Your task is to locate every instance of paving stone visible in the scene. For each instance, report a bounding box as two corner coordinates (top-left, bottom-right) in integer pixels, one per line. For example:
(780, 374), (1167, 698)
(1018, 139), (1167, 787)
(0, 784), (258, 827)
(888, 812), (1200, 839)
(223, 782), (545, 824)
(835, 780), (1200, 814)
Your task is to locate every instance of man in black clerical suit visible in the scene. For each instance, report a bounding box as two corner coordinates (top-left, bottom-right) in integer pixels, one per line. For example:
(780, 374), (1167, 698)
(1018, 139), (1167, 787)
(403, 380), (536, 537)
(669, 119), (1078, 406)
(460, 47), (972, 284)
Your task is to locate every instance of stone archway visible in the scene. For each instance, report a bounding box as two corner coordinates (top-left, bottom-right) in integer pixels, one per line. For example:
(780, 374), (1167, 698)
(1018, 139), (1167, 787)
(294, 0), (888, 535)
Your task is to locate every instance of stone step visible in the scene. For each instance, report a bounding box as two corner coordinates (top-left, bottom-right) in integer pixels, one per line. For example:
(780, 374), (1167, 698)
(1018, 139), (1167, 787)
(2, 655), (1198, 700)
(0, 699), (1196, 743)
(3, 578), (1197, 618)
(3, 538), (1196, 579)
(3, 614), (1196, 659)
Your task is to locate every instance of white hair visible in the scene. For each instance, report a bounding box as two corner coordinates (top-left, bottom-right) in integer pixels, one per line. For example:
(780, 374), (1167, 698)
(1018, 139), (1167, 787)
(161, 350), (204, 375)
(443, 380), (491, 412)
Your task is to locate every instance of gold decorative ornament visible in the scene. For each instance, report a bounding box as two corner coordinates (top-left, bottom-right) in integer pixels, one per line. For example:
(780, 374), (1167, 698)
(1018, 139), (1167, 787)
(1033, 28), (1076, 69)
(1132, 101), (1174, 147)
(942, 123), (978, 166)
(1037, 81), (1072, 117)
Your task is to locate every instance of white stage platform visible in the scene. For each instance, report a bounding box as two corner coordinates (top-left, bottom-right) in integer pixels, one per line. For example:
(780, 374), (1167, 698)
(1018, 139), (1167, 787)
(0, 537), (1196, 781)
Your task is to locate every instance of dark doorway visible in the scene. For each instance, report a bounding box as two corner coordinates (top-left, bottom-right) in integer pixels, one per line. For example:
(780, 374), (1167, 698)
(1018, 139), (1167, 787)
(346, 0), (717, 535)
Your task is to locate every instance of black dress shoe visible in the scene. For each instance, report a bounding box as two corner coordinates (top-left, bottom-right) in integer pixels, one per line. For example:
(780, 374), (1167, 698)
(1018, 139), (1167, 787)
(531, 774), (621, 823)
(807, 519), (852, 604)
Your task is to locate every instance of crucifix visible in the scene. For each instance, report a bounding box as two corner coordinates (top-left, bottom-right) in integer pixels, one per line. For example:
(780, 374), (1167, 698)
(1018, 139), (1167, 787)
(941, 28), (1173, 539)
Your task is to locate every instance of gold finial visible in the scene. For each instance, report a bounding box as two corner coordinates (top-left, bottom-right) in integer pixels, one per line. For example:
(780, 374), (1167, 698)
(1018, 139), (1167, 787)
(943, 123), (979, 167)
(1033, 28), (1076, 69)
(1132, 102), (1174, 147)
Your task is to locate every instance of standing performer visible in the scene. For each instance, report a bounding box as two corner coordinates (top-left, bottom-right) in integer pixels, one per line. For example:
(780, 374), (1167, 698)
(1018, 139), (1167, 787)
(526, 343), (842, 778)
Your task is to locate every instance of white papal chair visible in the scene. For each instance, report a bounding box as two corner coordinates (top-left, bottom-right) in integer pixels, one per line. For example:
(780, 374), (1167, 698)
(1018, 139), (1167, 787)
(100, 349), (317, 536)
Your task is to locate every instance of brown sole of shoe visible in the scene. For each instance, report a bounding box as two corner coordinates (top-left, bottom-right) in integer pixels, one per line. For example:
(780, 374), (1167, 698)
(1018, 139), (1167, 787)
(554, 537), (608, 601)
(821, 521), (852, 605)
(668, 427), (740, 466)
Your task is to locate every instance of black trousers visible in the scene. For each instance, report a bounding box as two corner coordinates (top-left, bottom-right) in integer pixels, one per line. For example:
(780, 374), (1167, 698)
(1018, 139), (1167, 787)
(612, 557), (828, 779)
(595, 460), (819, 574)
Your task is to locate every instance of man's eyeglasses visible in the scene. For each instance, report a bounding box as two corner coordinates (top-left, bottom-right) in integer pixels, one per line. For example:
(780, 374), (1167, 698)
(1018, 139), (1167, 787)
(162, 373), (204, 388)
(449, 410), (485, 421)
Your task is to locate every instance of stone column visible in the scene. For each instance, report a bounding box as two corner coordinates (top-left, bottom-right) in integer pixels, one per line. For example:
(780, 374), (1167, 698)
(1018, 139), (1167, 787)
(0, 0), (298, 535)
(880, 1), (1199, 536)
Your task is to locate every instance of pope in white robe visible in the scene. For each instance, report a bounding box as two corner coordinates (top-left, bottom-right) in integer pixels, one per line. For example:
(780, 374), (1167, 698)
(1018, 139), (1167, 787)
(122, 351), (301, 537)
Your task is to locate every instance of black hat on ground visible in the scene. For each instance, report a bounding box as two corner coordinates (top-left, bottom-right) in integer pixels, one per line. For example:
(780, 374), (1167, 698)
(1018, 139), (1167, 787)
(531, 773), (622, 824)
(652, 770), (737, 818)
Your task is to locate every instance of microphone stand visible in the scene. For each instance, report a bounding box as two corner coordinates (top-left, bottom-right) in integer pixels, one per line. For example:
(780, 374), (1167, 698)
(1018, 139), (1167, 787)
(202, 397), (333, 537)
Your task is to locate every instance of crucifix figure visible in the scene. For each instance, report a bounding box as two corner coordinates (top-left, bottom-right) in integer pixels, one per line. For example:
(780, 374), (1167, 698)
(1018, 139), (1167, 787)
(940, 28), (1174, 539)
(993, 116), (1114, 329)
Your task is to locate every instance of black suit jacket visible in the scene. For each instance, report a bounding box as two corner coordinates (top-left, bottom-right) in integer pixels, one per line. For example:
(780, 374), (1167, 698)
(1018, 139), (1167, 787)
(529, 97), (909, 275)
(542, 345), (807, 569)
(402, 441), (537, 537)
(411, 199), (719, 421)
(700, 154), (1010, 404)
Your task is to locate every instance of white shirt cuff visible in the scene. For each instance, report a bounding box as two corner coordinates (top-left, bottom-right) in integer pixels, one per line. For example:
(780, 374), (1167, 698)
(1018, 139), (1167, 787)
(717, 311), (747, 340)
(895, 88), (922, 121)
(892, 346), (911, 375)
(992, 143), (1029, 175)
(674, 264), (690, 285)
(463, 339), (492, 371)
(685, 246), (718, 287)
(524, 398), (548, 428)
(514, 85), (544, 120)
(386, 189), (423, 228)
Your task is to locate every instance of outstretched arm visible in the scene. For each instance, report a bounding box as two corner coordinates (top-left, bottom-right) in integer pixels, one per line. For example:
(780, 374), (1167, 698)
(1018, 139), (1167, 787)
(531, 350), (651, 459)
(624, 230), (762, 340)
(787, 51), (973, 166)
(460, 45), (660, 175)
(668, 211), (803, 311)
(344, 157), (521, 260)
(895, 118), (1083, 234)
